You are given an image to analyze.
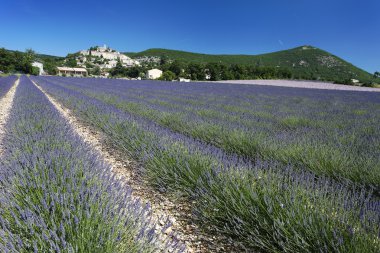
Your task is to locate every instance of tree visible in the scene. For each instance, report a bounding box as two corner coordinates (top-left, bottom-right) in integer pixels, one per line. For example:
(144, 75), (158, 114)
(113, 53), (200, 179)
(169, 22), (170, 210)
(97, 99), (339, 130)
(126, 66), (141, 78)
(14, 49), (36, 74)
(11, 48), (36, 74)
(66, 58), (77, 67)
(13, 51), (25, 73)
(91, 66), (101, 76)
(43, 58), (59, 75)
(159, 70), (176, 81)
(374, 71), (380, 78)
(186, 63), (205, 80)
(85, 62), (94, 68)
(160, 55), (169, 66)
(0, 48), (15, 73)
(206, 63), (222, 81)
(31, 66), (40, 76)
(221, 69), (235, 80)
(231, 64), (247, 79)
(169, 60), (185, 76)
(24, 48), (36, 63)
(110, 60), (127, 77)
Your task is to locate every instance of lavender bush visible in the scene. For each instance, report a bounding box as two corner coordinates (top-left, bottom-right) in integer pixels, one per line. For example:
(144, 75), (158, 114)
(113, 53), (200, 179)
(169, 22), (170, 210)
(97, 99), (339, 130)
(0, 76), (184, 252)
(32, 76), (380, 191)
(0, 75), (17, 98)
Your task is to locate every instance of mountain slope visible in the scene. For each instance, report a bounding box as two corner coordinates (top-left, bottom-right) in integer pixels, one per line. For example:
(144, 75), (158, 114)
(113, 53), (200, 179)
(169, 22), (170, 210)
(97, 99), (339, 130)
(125, 46), (374, 82)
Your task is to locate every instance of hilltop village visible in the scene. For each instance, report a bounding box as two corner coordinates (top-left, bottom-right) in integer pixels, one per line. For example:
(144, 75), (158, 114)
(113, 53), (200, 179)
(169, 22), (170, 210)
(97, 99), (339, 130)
(28, 45), (192, 81)
(35, 45), (186, 81)
(58, 45), (141, 78)
(78, 45), (139, 69)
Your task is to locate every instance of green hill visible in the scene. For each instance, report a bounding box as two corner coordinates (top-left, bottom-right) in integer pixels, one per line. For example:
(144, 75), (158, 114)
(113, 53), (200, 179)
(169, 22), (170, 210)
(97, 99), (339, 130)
(125, 46), (375, 82)
(1, 48), (64, 62)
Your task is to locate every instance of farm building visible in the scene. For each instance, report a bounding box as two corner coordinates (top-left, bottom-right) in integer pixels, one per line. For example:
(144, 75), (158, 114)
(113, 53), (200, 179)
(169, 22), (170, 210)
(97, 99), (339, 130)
(57, 67), (87, 77)
(146, 69), (162, 79)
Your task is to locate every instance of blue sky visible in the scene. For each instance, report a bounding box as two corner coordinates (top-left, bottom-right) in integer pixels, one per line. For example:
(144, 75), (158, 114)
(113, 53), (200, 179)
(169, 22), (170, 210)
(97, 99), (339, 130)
(0, 0), (379, 73)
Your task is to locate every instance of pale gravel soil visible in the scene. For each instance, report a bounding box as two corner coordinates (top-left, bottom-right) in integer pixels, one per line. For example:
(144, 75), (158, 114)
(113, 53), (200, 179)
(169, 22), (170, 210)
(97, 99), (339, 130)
(0, 78), (19, 156)
(213, 79), (380, 92)
(31, 78), (245, 253)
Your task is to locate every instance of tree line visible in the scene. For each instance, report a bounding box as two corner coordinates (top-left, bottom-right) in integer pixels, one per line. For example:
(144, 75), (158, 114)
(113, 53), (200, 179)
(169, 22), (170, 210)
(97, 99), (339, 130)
(109, 59), (293, 81)
(0, 48), (64, 75)
(0, 48), (39, 75)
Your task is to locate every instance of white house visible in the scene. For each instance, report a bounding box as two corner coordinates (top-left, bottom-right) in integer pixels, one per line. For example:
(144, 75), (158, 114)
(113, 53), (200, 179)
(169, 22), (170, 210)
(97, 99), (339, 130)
(146, 69), (162, 79)
(32, 62), (44, 75)
(103, 59), (118, 69)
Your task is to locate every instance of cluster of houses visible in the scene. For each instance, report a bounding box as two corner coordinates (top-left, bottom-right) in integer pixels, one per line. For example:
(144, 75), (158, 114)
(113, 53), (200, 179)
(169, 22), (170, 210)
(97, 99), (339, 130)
(31, 45), (192, 81)
(54, 45), (144, 77)
(33, 61), (191, 81)
(78, 45), (140, 69)
(33, 62), (164, 80)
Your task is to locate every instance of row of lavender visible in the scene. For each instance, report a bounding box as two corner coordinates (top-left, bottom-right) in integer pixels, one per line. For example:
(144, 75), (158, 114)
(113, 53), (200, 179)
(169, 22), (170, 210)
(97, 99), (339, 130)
(31, 76), (380, 252)
(0, 76), (17, 98)
(0, 76), (184, 252)
(35, 76), (380, 191)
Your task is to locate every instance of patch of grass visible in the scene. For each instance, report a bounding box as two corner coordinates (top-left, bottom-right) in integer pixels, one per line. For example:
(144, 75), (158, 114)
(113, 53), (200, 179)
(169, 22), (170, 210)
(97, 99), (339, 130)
(353, 109), (367, 115)
(280, 116), (313, 129)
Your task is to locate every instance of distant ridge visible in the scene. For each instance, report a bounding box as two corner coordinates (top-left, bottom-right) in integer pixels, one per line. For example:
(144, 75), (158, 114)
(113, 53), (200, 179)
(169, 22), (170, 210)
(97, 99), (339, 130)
(125, 46), (374, 82)
(0, 48), (64, 61)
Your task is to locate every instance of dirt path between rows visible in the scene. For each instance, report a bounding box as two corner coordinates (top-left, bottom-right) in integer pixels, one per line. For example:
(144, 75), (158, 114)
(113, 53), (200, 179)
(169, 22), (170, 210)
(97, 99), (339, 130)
(0, 78), (19, 156)
(30, 79), (241, 252)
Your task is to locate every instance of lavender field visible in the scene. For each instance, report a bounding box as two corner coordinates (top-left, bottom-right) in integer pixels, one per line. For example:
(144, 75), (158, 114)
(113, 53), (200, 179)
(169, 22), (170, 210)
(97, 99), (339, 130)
(0, 76), (184, 252)
(1, 75), (380, 252)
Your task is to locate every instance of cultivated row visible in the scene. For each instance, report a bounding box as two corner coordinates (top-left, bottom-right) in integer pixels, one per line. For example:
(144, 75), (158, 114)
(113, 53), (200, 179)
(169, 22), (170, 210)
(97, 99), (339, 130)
(32, 76), (380, 252)
(0, 76), (184, 252)
(34, 76), (380, 191)
(0, 76), (17, 98)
